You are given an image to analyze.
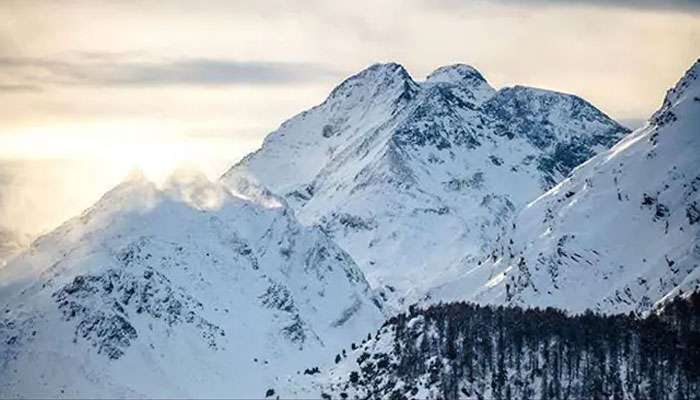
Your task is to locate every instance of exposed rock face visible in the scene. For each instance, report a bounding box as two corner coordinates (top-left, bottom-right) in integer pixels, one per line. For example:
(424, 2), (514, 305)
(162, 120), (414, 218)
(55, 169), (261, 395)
(52, 266), (225, 360)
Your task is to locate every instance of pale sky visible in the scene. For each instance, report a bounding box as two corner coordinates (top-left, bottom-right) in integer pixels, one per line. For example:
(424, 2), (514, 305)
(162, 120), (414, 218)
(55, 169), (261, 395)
(0, 0), (699, 235)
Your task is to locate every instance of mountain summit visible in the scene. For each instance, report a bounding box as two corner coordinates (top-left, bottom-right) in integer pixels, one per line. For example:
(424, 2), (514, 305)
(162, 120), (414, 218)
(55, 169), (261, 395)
(425, 63), (495, 105)
(426, 64), (487, 84)
(223, 62), (629, 308)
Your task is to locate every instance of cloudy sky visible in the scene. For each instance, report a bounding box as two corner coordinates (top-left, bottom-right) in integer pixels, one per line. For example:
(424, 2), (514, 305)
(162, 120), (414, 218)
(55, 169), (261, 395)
(0, 0), (699, 235)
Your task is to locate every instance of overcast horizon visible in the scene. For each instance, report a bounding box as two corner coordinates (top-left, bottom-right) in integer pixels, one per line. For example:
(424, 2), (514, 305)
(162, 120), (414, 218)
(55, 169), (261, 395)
(1, 0), (699, 236)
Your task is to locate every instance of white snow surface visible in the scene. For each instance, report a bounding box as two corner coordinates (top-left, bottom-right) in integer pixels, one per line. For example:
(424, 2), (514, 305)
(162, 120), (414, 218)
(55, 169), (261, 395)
(429, 59), (700, 315)
(0, 170), (384, 398)
(223, 62), (629, 309)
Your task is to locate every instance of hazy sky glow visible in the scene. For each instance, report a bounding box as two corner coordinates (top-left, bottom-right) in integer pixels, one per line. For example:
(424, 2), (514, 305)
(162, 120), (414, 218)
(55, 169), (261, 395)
(0, 0), (698, 235)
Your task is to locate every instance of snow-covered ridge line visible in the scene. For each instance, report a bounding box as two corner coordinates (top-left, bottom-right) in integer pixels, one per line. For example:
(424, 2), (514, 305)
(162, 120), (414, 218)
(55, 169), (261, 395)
(223, 61), (630, 309)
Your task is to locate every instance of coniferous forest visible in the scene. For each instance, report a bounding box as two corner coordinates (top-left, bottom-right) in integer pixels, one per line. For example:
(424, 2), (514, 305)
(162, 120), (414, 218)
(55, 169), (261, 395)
(329, 293), (700, 400)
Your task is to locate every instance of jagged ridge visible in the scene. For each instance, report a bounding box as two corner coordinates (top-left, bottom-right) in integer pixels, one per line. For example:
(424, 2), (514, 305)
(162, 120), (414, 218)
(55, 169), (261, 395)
(223, 62), (629, 309)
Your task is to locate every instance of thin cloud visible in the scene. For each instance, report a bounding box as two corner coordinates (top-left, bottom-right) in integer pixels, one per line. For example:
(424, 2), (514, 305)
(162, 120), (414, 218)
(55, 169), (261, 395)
(425, 0), (700, 13)
(0, 54), (343, 90)
(0, 84), (43, 93)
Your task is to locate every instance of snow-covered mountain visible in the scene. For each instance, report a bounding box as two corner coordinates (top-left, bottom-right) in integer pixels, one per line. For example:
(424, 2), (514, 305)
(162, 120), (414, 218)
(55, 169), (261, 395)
(3, 58), (694, 399)
(0, 170), (384, 398)
(223, 62), (629, 307)
(430, 59), (700, 315)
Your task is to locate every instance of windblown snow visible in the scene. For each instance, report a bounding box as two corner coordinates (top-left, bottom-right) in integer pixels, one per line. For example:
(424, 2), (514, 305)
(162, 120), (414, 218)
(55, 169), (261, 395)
(0, 170), (383, 398)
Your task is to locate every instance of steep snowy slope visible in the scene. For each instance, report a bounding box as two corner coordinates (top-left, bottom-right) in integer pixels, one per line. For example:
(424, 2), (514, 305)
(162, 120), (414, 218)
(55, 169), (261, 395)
(223, 63), (629, 307)
(433, 59), (700, 315)
(0, 171), (384, 398)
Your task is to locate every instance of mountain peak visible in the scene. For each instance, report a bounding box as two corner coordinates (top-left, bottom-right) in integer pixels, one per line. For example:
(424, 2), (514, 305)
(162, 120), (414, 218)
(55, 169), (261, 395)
(335, 62), (414, 88)
(426, 63), (487, 85)
(325, 62), (418, 105)
(124, 166), (148, 182)
(226, 59), (630, 308)
(424, 64), (495, 105)
(674, 58), (700, 95)
(363, 62), (411, 76)
(650, 58), (700, 127)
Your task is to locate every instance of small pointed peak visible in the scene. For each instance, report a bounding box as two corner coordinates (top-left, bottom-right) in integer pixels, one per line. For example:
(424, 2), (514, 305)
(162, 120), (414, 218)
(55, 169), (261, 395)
(426, 64), (487, 85)
(343, 62), (414, 86)
(124, 166), (147, 182)
(650, 58), (700, 127)
(662, 58), (700, 103)
(360, 62), (411, 78)
(685, 58), (700, 78)
(425, 64), (495, 105)
(113, 167), (156, 195)
(78, 168), (159, 223)
(326, 62), (418, 104)
(109, 167), (156, 195)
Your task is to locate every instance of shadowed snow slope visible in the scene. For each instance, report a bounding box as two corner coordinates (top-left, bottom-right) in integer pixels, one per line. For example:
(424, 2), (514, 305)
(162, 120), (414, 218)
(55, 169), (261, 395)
(223, 62), (629, 308)
(0, 171), (383, 398)
(430, 59), (700, 315)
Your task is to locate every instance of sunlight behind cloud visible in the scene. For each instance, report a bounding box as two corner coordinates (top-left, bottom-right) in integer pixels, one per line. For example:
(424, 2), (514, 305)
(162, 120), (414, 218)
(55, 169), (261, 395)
(0, 121), (247, 184)
(0, 120), (258, 237)
(0, 0), (697, 244)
